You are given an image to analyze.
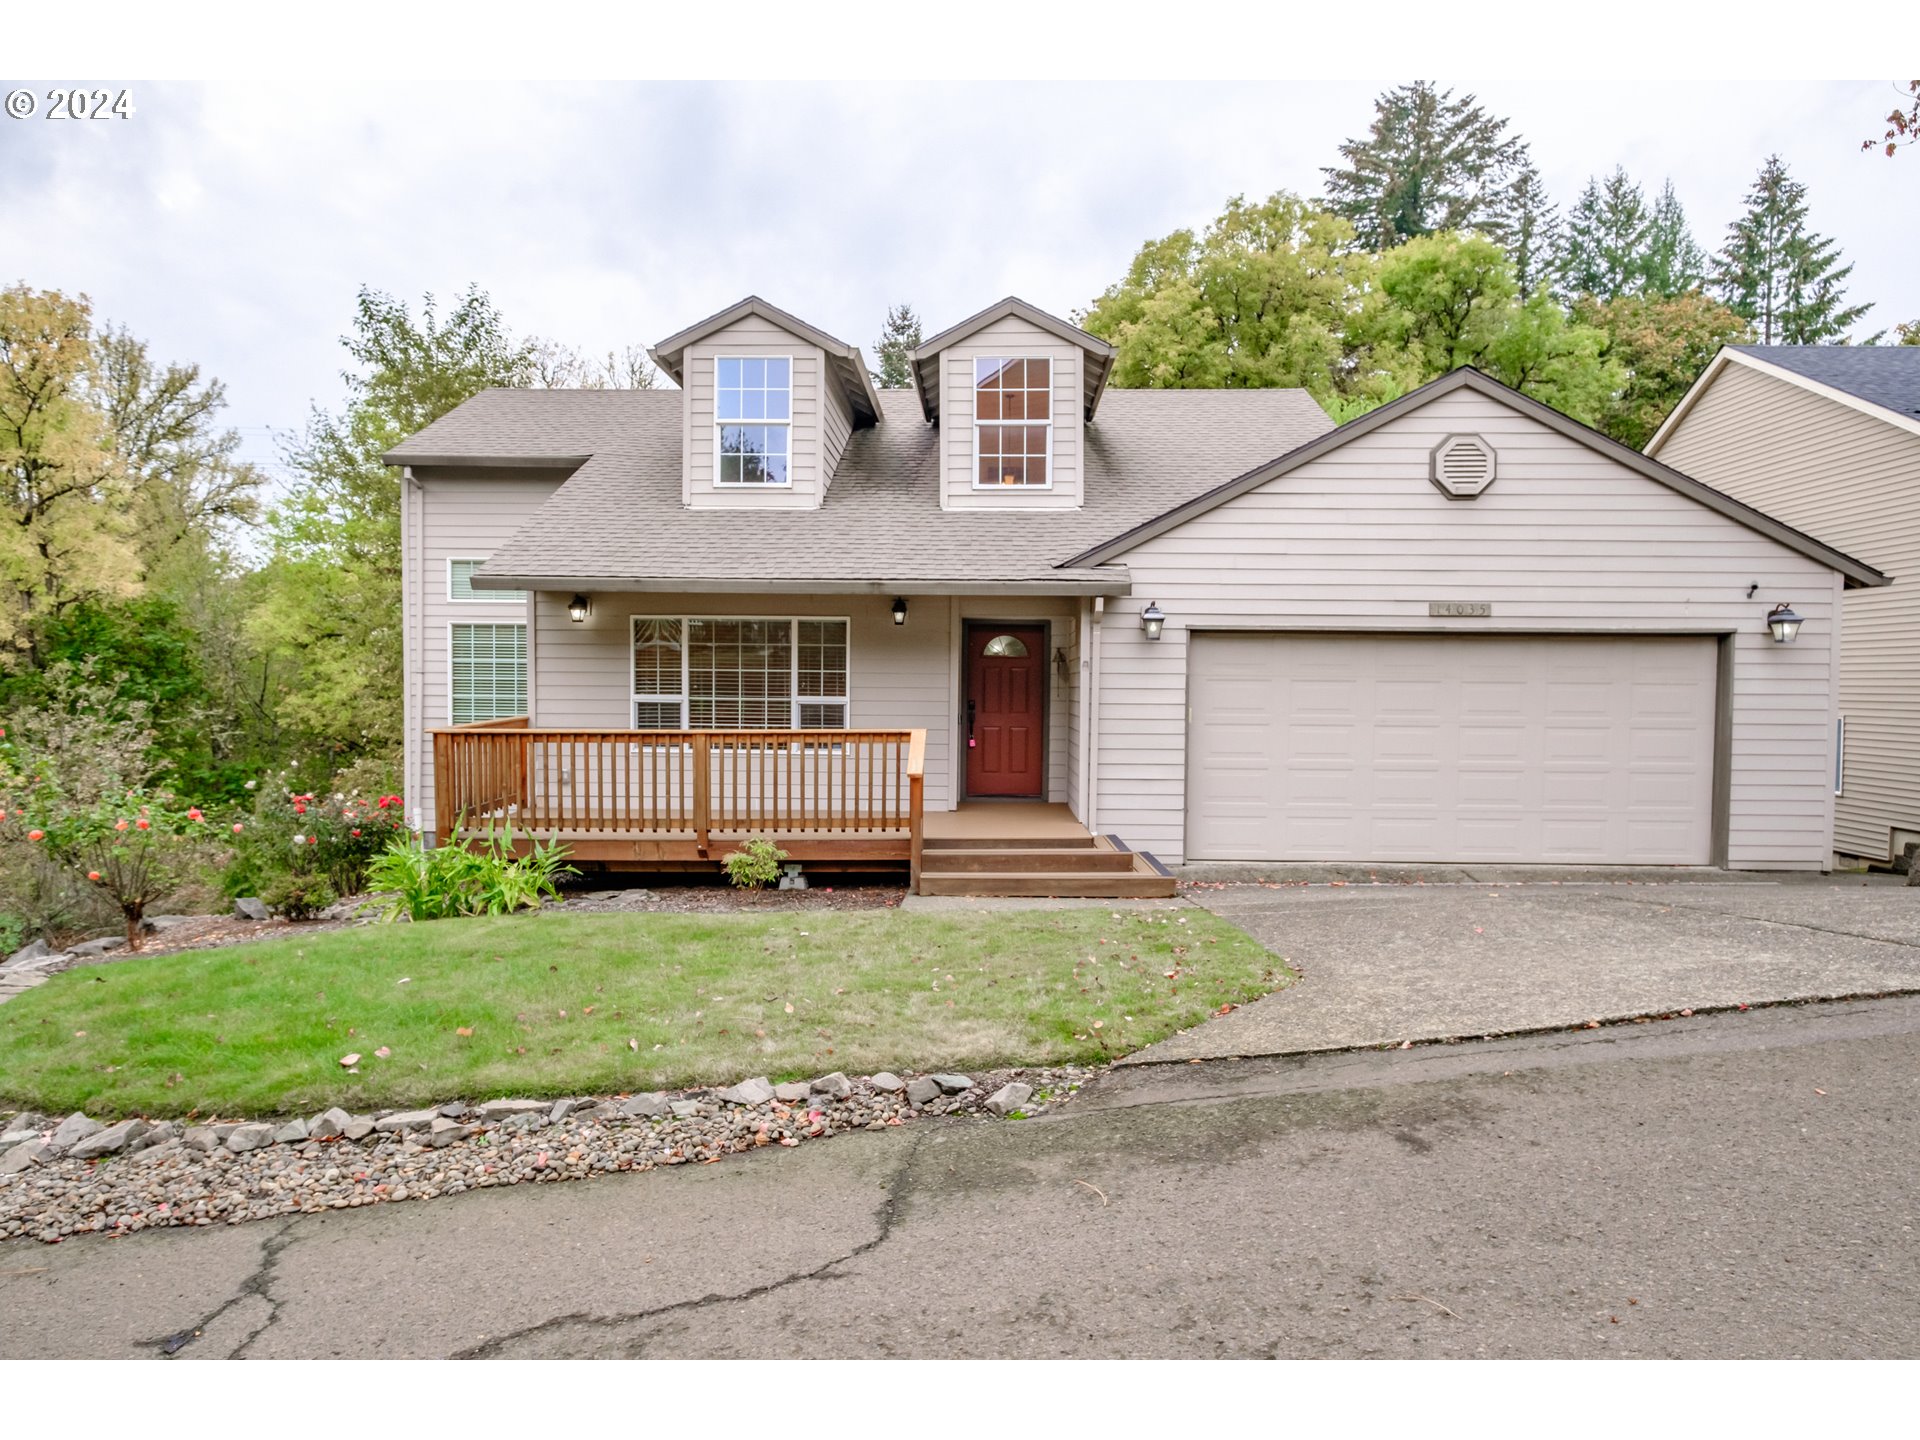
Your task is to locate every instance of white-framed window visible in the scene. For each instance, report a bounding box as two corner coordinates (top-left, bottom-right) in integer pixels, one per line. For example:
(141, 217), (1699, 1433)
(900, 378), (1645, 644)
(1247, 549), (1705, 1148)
(715, 356), (792, 486)
(449, 623), (527, 724)
(972, 356), (1052, 488)
(448, 558), (528, 605)
(631, 616), (848, 729)
(1836, 716), (1846, 796)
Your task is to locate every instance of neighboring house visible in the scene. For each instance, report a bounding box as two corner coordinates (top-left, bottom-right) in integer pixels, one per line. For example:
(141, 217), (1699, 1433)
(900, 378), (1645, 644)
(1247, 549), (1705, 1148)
(386, 296), (1883, 894)
(1649, 345), (1920, 867)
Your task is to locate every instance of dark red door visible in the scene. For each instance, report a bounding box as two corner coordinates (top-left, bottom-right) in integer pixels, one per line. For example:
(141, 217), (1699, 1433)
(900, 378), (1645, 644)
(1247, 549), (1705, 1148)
(966, 626), (1045, 797)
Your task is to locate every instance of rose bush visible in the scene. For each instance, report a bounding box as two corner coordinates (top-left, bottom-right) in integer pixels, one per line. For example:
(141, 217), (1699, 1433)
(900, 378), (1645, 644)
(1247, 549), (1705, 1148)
(222, 774), (409, 916)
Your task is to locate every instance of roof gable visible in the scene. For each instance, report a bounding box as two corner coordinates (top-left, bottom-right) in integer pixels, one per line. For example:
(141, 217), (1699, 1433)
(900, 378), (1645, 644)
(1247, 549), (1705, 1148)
(1064, 367), (1887, 588)
(1649, 346), (1920, 454)
(648, 295), (883, 426)
(910, 297), (1116, 423)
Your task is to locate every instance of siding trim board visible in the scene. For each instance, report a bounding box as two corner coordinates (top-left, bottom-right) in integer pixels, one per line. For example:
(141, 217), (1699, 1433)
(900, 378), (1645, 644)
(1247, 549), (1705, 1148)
(1062, 368), (1888, 589)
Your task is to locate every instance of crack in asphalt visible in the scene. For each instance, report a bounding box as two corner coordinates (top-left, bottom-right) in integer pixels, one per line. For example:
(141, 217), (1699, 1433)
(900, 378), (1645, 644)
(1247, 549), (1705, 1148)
(450, 1131), (929, 1360)
(1591, 890), (1920, 952)
(143, 1220), (299, 1359)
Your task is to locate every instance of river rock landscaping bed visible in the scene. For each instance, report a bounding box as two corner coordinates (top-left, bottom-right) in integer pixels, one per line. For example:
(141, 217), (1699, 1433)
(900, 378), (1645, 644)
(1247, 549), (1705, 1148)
(0, 1065), (1090, 1244)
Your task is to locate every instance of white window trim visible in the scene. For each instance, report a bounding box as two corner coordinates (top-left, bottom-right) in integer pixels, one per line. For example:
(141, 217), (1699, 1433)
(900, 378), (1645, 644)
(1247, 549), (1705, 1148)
(446, 620), (528, 726)
(447, 557), (529, 605)
(714, 354), (795, 488)
(629, 615), (851, 730)
(970, 354), (1055, 492)
(1835, 715), (1846, 796)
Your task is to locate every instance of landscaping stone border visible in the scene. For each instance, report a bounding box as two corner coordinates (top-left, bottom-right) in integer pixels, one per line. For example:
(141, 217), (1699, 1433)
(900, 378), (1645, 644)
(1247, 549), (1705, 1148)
(0, 1066), (1090, 1244)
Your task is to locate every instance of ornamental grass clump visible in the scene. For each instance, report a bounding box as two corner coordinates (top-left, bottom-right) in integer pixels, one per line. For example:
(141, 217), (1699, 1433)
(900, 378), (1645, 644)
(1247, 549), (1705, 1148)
(367, 820), (574, 922)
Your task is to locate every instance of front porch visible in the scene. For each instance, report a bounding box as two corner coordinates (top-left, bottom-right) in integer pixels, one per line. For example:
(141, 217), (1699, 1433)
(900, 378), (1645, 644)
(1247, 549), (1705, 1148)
(430, 722), (1171, 896)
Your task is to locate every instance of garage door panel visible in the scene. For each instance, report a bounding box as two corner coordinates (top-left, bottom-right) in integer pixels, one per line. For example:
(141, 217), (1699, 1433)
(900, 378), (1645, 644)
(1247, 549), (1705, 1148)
(1187, 634), (1715, 864)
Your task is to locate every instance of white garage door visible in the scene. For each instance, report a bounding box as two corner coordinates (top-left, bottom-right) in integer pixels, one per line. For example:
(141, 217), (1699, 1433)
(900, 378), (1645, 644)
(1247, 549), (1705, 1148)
(1187, 633), (1717, 864)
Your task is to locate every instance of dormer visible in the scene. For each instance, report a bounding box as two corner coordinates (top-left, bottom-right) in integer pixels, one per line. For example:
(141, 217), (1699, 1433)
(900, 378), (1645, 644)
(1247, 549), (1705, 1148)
(650, 297), (882, 509)
(910, 297), (1116, 512)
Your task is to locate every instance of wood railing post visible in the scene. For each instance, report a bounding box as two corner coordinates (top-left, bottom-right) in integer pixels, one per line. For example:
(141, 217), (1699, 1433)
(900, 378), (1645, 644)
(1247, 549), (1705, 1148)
(906, 728), (926, 894)
(433, 731), (453, 843)
(693, 731), (712, 856)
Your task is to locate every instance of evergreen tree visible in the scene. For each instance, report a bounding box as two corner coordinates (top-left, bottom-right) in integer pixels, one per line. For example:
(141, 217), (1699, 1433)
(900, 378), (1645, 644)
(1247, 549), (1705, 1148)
(1711, 155), (1871, 344)
(1500, 158), (1563, 295)
(1322, 82), (1530, 249)
(871, 304), (921, 388)
(1560, 168), (1650, 300)
(1640, 181), (1707, 297)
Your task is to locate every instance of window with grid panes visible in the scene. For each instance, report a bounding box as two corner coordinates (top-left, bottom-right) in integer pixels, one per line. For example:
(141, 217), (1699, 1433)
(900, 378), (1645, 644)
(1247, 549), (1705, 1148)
(449, 623), (527, 724)
(630, 617), (848, 729)
(973, 356), (1051, 487)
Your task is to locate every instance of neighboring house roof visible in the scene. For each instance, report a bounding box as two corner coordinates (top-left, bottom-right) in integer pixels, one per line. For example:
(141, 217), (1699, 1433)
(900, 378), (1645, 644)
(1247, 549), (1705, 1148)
(383, 387), (1335, 595)
(646, 295), (884, 427)
(910, 297), (1117, 424)
(1064, 368), (1889, 589)
(1648, 345), (1920, 454)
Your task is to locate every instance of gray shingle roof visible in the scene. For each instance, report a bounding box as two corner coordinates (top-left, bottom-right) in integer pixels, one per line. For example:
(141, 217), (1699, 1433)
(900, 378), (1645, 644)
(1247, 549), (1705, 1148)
(385, 387), (1335, 591)
(1734, 345), (1920, 421)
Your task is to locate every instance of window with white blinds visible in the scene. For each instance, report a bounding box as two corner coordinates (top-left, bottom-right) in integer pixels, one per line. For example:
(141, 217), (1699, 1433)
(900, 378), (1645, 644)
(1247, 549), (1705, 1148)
(449, 623), (527, 724)
(631, 617), (848, 729)
(448, 558), (528, 605)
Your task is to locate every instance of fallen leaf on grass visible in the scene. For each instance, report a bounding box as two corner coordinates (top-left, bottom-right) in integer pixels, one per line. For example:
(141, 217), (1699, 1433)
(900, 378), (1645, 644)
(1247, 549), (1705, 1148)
(784, 1002), (795, 1014)
(628, 1038), (638, 1052)
(339, 1053), (361, 1067)
(373, 1046), (391, 1059)
(455, 1027), (473, 1037)
(396, 977), (411, 985)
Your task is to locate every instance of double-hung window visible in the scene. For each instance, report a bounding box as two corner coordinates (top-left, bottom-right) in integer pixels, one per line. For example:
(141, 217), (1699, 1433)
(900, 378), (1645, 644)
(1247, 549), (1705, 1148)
(448, 558), (528, 605)
(973, 356), (1051, 487)
(632, 617), (848, 730)
(716, 356), (792, 485)
(449, 622), (527, 724)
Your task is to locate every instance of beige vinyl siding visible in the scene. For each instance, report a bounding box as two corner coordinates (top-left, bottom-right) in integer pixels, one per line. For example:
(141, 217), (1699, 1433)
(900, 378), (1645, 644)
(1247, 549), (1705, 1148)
(1093, 386), (1841, 869)
(821, 363), (855, 487)
(1653, 361), (1920, 860)
(405, 468), (569, 833)
(683, 313), (824, 509)
(939, 316), (1082, 511)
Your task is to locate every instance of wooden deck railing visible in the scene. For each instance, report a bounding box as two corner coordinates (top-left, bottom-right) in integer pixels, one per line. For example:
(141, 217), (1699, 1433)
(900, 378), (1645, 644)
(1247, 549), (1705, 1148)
(430, 722), (927, 872)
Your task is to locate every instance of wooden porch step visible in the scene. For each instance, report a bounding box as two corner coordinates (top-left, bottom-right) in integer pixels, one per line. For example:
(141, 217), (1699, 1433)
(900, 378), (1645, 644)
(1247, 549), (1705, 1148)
(921, 845), (1140, 874)
(916, 864), (1176, 899)
(921, 835), (1100, 851)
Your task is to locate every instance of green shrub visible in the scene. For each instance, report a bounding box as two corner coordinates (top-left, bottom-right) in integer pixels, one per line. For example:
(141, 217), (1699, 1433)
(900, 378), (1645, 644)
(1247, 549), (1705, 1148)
(367, 822), (574, 922)
(722, 837), (788, 891)
(223, 775), (409, 901)
(258, 873), (337, 921)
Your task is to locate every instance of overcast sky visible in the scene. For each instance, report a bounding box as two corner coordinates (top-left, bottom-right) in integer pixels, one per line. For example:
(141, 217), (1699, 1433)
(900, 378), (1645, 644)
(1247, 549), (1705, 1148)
(2, 77), (1914, 479)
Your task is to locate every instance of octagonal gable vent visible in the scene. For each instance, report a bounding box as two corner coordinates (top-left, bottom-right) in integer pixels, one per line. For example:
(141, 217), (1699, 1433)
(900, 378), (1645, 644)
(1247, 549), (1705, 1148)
(1431, 434), (1497, 499)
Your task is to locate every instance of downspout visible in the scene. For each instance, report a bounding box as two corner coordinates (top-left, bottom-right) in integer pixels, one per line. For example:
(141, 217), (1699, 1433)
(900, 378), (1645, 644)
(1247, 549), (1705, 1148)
(400, 467), (421, 836)
(1076, 596), (1092, 826)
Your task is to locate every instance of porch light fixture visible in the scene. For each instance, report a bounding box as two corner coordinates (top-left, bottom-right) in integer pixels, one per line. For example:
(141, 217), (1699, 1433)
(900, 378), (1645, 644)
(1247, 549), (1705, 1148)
(1141, 601), (1166, 641)
(1766, 602), (1803, 644)
(891, 596), (908, 626)
(567, 594), (592, 624)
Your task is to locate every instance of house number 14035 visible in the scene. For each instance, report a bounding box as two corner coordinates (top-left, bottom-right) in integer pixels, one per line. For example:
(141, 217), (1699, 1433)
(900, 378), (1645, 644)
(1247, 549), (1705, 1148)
(1429, 601), (1492, 617)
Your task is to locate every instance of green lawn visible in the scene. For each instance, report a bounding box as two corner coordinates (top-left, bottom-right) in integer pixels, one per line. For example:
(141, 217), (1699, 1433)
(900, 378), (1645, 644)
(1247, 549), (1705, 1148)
(0, 908), (1288, 1117)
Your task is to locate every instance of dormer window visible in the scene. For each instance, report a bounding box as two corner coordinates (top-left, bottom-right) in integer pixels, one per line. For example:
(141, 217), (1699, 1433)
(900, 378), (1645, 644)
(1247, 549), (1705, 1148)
(974, 357), (1051, 488)
(717, 356), (792, 485)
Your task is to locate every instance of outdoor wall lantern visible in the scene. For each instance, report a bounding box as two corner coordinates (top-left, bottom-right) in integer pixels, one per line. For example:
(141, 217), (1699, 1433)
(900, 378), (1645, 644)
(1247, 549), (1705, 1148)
(891, 596), (908, 626)
(1767, 603), (1803, 644)
(567, 594), (592, 624)
(1141, 601), (1166, 640)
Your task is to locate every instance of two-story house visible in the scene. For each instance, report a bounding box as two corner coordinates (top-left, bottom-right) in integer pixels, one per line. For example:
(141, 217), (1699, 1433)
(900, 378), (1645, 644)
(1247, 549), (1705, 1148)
(387, 295), (1882, 894)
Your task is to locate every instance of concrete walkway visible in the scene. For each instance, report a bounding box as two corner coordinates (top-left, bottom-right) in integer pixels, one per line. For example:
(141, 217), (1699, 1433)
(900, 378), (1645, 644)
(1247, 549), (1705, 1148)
(1125, 875), (1920, 1063)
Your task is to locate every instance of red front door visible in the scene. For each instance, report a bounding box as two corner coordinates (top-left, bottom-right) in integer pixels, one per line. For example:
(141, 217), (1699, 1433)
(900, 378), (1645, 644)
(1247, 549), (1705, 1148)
(966, 625), (1046, 797)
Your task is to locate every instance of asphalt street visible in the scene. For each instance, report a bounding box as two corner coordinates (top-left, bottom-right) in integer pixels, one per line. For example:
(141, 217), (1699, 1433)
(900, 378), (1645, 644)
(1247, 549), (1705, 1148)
(4, 994), (1917, 1359)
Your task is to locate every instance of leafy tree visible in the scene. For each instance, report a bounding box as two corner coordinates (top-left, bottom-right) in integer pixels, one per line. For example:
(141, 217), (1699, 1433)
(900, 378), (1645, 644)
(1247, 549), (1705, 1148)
(1574, 291), (1752, 448)
(871, 304), (922, 389)
(1641, 182), (1708, 298)
(0, 286), (140, 666)
(527, 341), (659, 389)
(1561, 169), (1651, 300)
(1079, 192), (1374, 397)
(1360, 233), (1618, 425)
(251, 285), (535, 767)
(1711, 155), (1871, 343)
(1322, 82), (1531, 249)
(1863, 80), (1919, 155)
(1895, 319), (1920, 345)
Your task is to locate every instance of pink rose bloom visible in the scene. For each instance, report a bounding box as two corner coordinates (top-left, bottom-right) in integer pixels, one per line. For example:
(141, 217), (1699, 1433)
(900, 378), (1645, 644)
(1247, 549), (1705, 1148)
(135, 818), (151, 831)
(115, 819), (130, 832)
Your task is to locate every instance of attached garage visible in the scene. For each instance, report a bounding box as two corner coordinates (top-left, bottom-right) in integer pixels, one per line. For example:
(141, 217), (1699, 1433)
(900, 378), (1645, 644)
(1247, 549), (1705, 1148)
(1185, 632), (1718, 864)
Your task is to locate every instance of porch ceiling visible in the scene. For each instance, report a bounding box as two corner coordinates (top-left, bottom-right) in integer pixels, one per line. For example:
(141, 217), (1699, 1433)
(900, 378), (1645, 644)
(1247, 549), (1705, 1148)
(470, 571), (1131, 597)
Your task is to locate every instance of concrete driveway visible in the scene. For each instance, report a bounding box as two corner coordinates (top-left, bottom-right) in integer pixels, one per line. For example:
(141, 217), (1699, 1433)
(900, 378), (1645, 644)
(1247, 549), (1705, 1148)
(1127, 875), (1920, 1063)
